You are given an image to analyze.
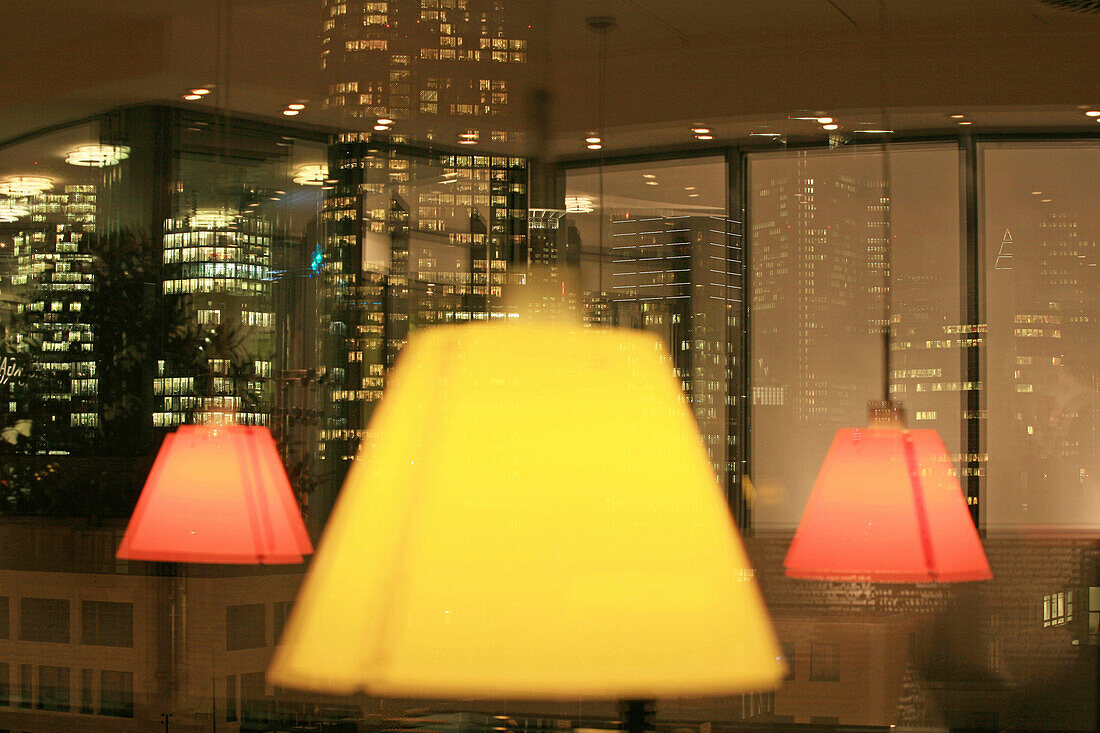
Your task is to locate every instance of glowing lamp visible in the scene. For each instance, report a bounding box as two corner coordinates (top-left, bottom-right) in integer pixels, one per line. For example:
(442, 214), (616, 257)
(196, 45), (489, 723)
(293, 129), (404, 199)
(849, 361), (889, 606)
(784, 406), (991, 583)
(117, 425), (312, 564)
(269, 323), (783, 699)
(66, 144), (130, 167)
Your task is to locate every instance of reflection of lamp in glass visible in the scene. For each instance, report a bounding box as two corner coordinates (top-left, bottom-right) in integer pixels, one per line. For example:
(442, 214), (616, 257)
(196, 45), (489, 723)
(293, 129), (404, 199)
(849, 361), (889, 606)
(0, 176), (53, 196)
(117, 424), (312, 564)
(65, 144), (131, 167)
(293, 164), (328, 186)
(269, 323), (783, 698)
(784, 402), (991, 582)
(0, 201), (31, 223)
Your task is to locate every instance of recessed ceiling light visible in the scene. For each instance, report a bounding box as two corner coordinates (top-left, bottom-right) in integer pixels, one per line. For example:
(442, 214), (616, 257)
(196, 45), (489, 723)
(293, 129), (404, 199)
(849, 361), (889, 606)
(691, 126), (710, 134)
(374, 124), (390, 131)
(853, 128), (893, 134)
(191, 88), (211, 96)
(688, 193), (700, 198)
(645, 181), (659, 186)
(282, 109), (300, 116)
(957, 120), (972, 125)
(586, 143), (602, 150)
(822, 123), (839, 131)
(695, 134), (714, 140)
(287, 103), (306, 111)
(949, 113), (966, 119)
(183, 94), (203, 101)
(642, 173), (656, 179)
(458, 139), (478, 145)
(817, 117), (834, 124)
(1085, 110), (1100, 117)
(585, 136), (601, 144)
(1041, 198), (1052, 203)
(684, 186), (696, 191)
(377, 117), (394, 125)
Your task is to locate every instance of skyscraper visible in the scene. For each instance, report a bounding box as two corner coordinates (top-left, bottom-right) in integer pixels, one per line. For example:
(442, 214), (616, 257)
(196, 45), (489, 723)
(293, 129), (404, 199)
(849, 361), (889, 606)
(608, 214), (742, 491)
(3, 185), (98, 452)
(322, 0), (528, 145)
(320, 138), (528, 463)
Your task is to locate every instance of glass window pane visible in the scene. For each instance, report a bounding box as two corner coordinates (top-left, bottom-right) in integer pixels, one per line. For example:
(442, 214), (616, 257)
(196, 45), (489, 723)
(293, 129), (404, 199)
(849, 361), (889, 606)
(980, 143), (1100, 528)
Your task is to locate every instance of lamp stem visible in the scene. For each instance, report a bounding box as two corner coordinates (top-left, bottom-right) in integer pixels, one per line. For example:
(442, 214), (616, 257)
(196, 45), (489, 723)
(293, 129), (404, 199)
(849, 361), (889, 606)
(620, 699), (654, 733)
(877, 0), (894, 405)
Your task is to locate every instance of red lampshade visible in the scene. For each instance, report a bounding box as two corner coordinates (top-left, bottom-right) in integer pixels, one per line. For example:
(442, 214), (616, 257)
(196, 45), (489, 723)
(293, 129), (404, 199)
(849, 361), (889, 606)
(117, 424), (313, 564)
(784, 423), (991, 582)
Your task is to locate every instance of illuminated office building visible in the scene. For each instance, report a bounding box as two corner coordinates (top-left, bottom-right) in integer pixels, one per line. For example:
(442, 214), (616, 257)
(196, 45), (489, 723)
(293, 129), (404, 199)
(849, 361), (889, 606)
(607, 214), (742, 497)
(322, 0), (528, 144)
(990, 209), (1100, 523)
(320, 136), (527, 462)
(155, 213), (275, 428)
(751, 164), (873, 425)
(4, 185), (98, 452)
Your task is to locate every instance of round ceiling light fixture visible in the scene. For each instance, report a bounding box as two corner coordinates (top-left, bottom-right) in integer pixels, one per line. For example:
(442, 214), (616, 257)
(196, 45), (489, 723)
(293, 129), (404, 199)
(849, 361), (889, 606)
(1037, 1), (1100, 13)
(66, 144), (131, 167)
(293, 164), (329, 186)
(0, 201), (31, 222)
(0, 176), (53, 196)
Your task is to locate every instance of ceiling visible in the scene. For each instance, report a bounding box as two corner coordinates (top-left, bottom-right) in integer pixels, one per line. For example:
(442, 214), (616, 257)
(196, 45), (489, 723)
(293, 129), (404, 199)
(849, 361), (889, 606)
(3, 0), (1100, 154)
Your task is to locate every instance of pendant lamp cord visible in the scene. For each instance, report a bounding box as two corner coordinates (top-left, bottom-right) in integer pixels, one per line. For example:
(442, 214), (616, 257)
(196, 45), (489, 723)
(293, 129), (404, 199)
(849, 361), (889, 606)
(597, 26), (607, 293)
(878, 0), (893, 404)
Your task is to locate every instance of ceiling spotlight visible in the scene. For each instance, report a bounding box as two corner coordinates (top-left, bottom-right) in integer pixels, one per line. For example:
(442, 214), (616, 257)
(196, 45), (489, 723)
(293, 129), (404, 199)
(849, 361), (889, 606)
(377, 117), (394, 125)
(191, 88), (211, 96)
(695, 134), (714, 140)
(585, 136), (601, 144)
(66, 144), (130, 167)
(586, 143), (603, 150)
(183, 94), (203, 101)
(282, 109), (300, 116)
(287, 103), (306, 111)
(817, 116), (834, 124)
(691, 126), (710, 134)
(822, 123), (839, 131)
(373, 124), (390, 131)
(1085, 110), (1100, 117)
(949, 113), (966, 119)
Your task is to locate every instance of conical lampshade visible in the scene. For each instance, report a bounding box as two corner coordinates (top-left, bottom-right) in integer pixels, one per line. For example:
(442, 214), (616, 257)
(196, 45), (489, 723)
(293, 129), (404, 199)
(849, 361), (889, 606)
(117, 424), (313, 564)
(268, 322), (783, 699)
(784, 412), (991, 583)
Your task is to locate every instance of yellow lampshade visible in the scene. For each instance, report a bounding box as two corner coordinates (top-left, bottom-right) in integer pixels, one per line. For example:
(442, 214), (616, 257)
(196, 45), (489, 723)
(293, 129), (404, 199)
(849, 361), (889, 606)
(268, 322), (783, 699)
